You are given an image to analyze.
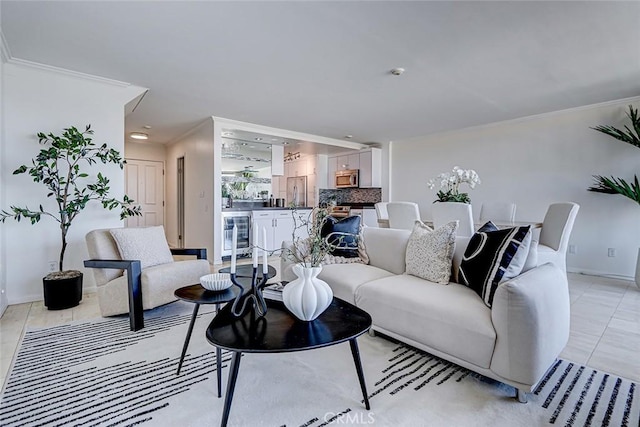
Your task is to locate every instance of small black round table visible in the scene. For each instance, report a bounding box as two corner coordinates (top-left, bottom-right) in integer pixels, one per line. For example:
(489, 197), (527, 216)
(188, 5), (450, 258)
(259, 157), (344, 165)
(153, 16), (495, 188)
(206, 297), (372, 427)
(174, 285), (237, 397)
(173, 264), (277, 397)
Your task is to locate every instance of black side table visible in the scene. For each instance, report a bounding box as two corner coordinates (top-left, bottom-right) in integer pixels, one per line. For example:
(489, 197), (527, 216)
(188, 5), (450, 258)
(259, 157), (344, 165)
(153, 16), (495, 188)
(174, 285), (238, 397)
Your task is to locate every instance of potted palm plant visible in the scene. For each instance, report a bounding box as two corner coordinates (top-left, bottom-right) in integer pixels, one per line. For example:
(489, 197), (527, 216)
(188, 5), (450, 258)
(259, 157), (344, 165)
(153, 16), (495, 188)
(588, 105), (640, 286)
(1, 125), (141, 309)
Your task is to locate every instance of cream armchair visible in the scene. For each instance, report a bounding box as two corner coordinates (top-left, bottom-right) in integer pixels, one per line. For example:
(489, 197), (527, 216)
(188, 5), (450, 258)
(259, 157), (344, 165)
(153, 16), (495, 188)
(84, 226), (210, 331)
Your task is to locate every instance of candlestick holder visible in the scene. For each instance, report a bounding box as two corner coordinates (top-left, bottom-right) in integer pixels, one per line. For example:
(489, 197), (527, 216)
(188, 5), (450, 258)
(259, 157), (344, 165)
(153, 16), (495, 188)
(229, 267), (268, 318)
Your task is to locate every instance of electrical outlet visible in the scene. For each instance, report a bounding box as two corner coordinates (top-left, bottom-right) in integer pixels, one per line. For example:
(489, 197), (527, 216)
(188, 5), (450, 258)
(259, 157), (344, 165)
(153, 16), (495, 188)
(48, 261), (57, 272)
(607, 248), (616, 258)
(568, 244), (577, 254)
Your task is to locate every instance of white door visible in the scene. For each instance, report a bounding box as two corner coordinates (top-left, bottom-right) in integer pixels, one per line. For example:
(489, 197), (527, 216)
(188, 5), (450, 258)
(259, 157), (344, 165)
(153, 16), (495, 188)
(125, 159), (165, 227)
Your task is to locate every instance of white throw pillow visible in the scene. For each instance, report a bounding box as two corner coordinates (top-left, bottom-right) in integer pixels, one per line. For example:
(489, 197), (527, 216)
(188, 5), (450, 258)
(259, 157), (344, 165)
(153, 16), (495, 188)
(109, 226), (174, 269)
(405, 221), (458, 284)
(500, 229), (533, 282)
(522, 239), (539, 272)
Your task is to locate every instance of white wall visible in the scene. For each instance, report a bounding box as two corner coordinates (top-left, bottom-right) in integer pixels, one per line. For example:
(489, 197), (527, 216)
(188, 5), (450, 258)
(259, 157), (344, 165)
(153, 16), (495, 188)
(1, 62), (145, 304)
(0, 20), (7, 315)
(165, 119), (214, 259)
(125, 140), (166, 163)
(392, 98), (640, 278)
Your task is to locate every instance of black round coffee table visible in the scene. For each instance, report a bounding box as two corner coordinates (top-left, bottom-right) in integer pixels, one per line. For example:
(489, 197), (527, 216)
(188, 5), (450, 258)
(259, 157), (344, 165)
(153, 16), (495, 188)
(218, 263), (277, 280)
(206, 298), (372, 427)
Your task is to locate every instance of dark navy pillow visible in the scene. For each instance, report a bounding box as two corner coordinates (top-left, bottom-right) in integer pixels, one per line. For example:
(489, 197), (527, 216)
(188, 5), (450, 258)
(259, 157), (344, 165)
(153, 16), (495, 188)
(458, 223), (531, 307)
(321, 215), (361, 258)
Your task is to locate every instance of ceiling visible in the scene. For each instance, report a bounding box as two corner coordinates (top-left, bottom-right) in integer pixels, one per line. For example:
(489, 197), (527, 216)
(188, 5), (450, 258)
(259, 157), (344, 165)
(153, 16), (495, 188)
(2, 1), (639, 146)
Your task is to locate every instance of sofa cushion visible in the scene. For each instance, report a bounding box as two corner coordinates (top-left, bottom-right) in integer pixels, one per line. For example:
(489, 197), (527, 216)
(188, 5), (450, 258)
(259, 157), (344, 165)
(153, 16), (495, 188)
(318, 263), (395, 304)
(360, 227), (411, 275)
(405, 221), (457, 284)
(458, 224), (532, 307)
(451, 236), (471, 283)
(97, 259), (211, 316)
(355, 274), (496, 369)
(109, 226), (174, 269)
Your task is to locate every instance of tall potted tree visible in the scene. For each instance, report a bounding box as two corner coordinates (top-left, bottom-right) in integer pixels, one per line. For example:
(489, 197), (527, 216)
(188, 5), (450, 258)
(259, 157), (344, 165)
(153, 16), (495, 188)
(1, 125), (141, 309)
(588, 105), (640, 286)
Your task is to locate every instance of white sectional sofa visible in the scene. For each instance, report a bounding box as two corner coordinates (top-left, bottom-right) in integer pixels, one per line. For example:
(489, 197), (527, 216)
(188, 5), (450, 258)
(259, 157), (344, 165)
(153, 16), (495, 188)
(281, 226), (570, 401)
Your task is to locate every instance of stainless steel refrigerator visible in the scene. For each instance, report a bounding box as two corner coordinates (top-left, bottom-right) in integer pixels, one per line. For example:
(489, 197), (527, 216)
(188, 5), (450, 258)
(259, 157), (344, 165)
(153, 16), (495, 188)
(286, 176), (307, 207)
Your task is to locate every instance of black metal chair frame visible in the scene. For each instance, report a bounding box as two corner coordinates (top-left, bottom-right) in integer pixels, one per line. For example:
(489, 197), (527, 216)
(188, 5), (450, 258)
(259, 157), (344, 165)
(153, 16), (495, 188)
(84, 248), (207, 332)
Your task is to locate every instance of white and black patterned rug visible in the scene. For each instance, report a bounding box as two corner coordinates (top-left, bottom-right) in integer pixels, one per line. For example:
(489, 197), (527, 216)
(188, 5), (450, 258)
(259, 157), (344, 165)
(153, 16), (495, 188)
(1, 301), (638, 427)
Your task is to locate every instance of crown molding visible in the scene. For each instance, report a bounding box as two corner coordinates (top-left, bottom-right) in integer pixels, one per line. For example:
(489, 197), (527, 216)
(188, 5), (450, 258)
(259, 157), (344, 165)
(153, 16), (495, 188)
(0, 30), (11, 63)
(399, 95), (640, 143)
(6, 57), (132, 88)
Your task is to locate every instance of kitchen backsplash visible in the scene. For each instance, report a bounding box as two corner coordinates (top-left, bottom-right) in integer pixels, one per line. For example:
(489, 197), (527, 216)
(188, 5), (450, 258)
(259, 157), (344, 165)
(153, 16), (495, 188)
(319, 188), (382, 206)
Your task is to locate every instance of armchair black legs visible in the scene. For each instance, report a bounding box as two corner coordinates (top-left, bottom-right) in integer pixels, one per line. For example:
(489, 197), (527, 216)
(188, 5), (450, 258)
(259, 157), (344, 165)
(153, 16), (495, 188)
(84, 259), (143, 331)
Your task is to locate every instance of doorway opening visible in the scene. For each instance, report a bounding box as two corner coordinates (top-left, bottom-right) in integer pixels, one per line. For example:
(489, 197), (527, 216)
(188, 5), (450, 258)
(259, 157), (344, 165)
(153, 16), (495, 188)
(177, 156), (185, 248)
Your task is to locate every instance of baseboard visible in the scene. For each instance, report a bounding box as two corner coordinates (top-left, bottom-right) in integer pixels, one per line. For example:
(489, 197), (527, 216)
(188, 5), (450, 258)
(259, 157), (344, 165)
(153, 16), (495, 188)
(7, 286), (97, 306)
(567, 267), (634, 282)
(8, 293), (43, 305)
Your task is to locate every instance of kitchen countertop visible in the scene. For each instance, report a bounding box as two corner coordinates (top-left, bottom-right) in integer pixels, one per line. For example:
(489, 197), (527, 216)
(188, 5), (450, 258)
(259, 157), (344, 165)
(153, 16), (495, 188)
(336, 203), (376, 209)
(222, 206), (312, 212)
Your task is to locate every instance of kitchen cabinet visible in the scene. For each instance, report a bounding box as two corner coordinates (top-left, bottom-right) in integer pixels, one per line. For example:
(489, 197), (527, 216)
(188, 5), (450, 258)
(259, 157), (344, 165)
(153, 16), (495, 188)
(285, 159), (307, 177)
(327, 147), (381, 188)
(359, 148), (381, 188)
(327, 157), (337, 189)
(336, 153), (359, 171)
(252, 210), (310, 252)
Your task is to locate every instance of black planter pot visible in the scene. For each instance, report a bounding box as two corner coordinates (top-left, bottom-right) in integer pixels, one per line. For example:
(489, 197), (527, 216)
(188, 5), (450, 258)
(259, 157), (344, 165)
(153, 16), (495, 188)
(43, 271), (83, 310)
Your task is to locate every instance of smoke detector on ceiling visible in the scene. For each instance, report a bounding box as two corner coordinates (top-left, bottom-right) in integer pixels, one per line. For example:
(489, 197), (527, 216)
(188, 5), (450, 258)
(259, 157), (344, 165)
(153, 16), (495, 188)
(390, 67), (405, 76)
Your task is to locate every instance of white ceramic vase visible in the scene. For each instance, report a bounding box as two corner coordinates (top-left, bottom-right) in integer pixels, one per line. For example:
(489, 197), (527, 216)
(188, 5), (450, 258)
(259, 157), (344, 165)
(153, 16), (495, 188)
(282, 263), (333, 321)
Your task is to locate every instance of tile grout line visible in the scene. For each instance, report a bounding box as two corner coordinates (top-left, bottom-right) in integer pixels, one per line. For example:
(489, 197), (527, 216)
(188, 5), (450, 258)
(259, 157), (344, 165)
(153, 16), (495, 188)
(584, 281), (630, 368)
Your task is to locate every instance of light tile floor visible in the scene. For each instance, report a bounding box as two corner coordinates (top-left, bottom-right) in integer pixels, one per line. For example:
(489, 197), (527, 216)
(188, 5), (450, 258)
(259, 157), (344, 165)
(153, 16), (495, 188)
(1, 272), (639, 388)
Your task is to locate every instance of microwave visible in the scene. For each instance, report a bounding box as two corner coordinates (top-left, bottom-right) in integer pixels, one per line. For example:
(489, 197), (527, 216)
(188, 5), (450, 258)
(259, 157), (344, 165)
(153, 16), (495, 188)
(335, 169), (359, 188)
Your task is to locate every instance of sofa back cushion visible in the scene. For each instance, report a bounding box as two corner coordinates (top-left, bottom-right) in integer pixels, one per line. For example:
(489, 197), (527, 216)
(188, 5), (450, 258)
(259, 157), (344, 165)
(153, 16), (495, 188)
(451, 236), (471, 283)
(362, 227), (411, 275)
(110, 226), (174, 270)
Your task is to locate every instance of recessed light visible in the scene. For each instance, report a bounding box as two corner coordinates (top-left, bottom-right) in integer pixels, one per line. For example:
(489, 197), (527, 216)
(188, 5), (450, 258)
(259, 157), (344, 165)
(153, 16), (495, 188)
(283, 142), (290, 145)
(344, 135), (353, 139)
(390, 67), (405, 76)
(130, 132), (148, 140)
(241, 142), (248, 146)
(223, 132), (234, 137)
(143, 125), (152, 129)
(254, 137), (263, 141)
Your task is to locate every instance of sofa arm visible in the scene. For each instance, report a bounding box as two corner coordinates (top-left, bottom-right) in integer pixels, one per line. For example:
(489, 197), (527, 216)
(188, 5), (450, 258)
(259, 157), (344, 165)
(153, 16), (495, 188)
(490, 263), (570, 389)
(170, 248), (207, 260)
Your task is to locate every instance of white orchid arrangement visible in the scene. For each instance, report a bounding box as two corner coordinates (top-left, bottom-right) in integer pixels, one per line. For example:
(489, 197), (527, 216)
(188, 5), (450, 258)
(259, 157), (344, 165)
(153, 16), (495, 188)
(427, 166), (481, 204)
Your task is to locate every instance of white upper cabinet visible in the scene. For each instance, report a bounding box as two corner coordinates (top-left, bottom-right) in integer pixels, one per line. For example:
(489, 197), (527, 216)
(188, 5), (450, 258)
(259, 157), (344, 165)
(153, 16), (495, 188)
(327, 156), (337, 189)
(336, 153), (360, 171)
(328, 148), (381, 188)
(271, 144), (284, 176)
(359, 148), (381, 188)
